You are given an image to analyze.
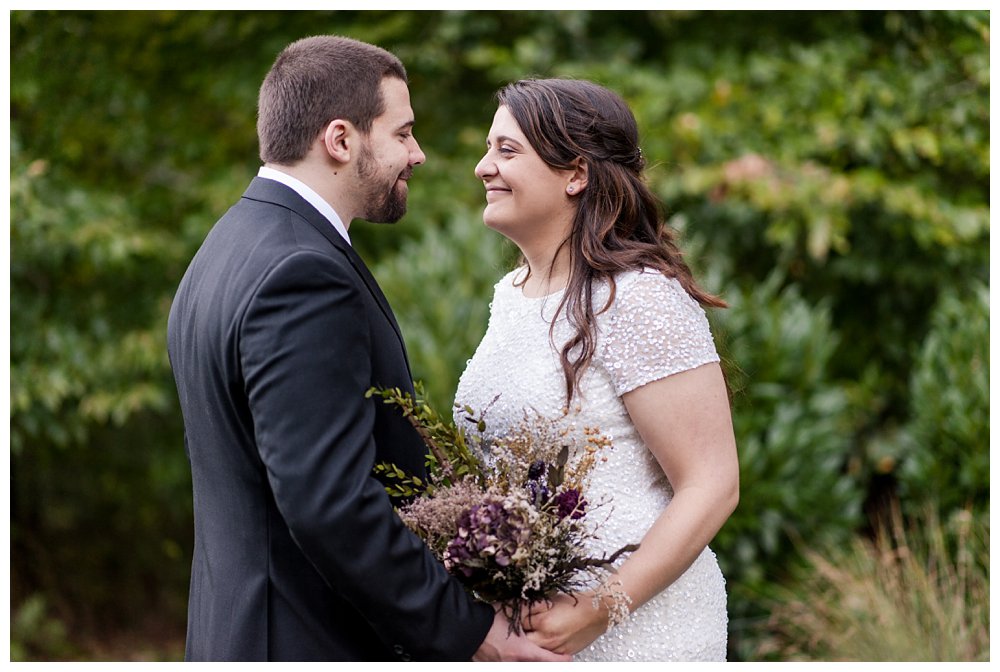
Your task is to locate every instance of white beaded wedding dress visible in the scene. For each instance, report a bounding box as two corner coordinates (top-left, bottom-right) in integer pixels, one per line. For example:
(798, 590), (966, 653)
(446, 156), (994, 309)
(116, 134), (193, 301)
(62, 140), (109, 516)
(454, 267), (729, 662)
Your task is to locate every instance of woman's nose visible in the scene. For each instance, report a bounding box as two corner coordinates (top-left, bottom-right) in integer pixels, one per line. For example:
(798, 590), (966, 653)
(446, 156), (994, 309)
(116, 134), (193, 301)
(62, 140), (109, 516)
(474, 153), (494, 179)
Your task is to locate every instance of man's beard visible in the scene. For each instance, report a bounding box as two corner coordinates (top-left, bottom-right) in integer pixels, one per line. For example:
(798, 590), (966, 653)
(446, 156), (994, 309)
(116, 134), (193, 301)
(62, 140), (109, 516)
(356, 143), (410, 224)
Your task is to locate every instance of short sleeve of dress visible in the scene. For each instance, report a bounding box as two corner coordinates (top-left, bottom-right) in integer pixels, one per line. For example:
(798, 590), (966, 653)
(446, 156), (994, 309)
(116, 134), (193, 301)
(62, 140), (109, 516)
(598, 270), (720, 396)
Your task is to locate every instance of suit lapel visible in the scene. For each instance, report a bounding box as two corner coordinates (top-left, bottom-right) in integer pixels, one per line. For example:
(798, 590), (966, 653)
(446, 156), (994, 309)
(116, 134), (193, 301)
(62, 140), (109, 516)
(241, 178), (411, 373)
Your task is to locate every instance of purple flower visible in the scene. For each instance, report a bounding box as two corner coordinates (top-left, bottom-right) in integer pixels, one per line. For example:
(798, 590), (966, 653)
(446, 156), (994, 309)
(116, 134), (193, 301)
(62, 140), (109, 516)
(526, 479), (550, 506)
(443, 499), (528, 576)
(555, 488), (586, 520)
(527, 460), (547, 480)
(526, 459), (553, 507)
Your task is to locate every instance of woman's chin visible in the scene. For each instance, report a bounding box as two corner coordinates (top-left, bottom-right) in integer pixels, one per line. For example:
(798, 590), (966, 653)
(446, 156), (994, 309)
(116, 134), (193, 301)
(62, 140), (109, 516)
(482, 217), (513, 239)
(481, 211), (503, 232)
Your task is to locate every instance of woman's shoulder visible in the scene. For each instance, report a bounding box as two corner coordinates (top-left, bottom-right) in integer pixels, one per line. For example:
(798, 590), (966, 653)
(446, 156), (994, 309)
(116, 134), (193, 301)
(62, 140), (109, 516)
(597, 267), (720, 394)
(611, 267), (697, 308)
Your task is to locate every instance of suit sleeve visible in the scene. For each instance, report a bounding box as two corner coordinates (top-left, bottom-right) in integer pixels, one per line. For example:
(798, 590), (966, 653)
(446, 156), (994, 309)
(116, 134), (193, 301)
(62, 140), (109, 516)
(239, 250), (492, 661)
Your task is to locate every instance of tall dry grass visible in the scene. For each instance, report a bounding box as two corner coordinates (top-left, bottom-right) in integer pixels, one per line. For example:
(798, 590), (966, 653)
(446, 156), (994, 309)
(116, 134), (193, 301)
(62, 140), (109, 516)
(756, 505), (989, 661)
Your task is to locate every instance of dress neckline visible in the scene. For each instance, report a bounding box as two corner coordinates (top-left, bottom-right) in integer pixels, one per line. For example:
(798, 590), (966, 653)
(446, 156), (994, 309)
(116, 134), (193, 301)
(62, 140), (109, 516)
(508, 268), (568, 301)
(518, 285), (566, 301)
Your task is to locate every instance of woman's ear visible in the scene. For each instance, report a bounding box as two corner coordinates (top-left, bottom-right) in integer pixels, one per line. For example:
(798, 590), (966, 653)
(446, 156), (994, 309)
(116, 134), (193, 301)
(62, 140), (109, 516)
(566, 158), (589, 196)
(322, 119), (353, 164)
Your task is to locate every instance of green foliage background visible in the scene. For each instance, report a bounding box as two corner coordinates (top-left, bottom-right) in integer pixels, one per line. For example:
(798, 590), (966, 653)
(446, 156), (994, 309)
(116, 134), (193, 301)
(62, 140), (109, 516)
(10, 10), (989, 661)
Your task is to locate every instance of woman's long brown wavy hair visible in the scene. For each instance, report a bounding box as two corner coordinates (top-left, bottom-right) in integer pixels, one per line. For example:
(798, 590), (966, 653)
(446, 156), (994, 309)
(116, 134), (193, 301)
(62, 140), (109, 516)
(496, 78), (726, 405)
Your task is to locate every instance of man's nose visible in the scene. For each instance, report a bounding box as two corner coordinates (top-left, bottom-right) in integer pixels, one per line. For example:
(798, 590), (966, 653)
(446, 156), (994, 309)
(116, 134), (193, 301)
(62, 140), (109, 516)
(410, 137), (426, 166)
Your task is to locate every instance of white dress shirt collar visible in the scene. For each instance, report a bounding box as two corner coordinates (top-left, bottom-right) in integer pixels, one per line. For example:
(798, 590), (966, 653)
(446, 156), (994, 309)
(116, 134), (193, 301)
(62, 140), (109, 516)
(257, 166), (351, 246)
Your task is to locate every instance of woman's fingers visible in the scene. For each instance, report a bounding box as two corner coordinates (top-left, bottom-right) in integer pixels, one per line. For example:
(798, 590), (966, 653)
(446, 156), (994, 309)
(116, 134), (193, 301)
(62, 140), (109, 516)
(521, 599), (552, 632)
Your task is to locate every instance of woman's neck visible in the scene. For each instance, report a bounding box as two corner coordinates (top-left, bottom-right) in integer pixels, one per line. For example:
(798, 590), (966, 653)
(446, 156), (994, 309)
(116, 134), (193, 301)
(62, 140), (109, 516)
(519, 240), (572, 298)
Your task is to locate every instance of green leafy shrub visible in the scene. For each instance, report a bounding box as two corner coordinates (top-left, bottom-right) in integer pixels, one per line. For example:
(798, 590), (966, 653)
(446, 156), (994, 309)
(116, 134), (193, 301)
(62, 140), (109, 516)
(618, 11), (988, 502)
(705, 269), (864, 656)
(897, 284), (989, 515)
(10, 140), (194, 633)
(10, 594), (74, 661)
(372, 208), (515, 410)
(9, 145), (181, 454)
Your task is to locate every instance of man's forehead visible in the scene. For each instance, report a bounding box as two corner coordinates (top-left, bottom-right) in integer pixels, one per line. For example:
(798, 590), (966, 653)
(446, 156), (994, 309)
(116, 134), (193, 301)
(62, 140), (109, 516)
(376, 77), (414, 124)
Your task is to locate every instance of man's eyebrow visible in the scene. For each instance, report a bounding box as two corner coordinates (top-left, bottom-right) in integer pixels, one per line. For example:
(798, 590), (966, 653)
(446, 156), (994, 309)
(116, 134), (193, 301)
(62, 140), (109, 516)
(397, 120), (415, 131)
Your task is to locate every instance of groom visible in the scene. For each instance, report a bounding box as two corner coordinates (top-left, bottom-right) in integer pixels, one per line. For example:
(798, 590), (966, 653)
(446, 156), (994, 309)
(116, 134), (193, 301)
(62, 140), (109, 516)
(167, 36), (567, 662)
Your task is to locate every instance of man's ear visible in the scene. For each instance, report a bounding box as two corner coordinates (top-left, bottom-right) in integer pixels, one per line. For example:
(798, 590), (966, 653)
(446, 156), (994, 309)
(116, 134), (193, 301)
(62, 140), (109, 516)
(322, 119), (354, 164)
(566, 158), (589, 195)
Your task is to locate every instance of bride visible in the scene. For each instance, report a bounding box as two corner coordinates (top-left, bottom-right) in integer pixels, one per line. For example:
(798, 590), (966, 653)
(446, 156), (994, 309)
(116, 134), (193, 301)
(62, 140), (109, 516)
(454, 78), (739, 661)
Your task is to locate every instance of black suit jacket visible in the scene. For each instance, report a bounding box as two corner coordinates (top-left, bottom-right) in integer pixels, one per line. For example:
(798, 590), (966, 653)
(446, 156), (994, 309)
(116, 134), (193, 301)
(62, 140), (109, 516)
(167, 177), (493, 661)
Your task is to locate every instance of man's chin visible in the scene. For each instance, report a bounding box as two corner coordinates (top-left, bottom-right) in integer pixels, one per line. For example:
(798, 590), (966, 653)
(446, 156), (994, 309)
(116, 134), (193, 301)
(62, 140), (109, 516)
(358, 183), (409, 223)
(363, 203), (407, 224)
(381, 211), (406, 224)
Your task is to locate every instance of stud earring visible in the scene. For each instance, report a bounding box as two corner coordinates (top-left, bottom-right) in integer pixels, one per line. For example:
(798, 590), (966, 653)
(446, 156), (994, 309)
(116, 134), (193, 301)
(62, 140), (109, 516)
(567, 186), (575, 193)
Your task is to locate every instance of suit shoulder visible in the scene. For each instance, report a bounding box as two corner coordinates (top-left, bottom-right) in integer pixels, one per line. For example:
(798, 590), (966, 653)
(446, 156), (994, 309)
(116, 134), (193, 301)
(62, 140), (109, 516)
(250, 249), (361, 303)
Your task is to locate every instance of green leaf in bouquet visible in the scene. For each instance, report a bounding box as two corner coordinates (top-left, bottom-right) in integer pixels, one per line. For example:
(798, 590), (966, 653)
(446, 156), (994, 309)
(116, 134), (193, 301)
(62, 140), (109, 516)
(367, 382), (487, 492)
(547, 449), (567, 491)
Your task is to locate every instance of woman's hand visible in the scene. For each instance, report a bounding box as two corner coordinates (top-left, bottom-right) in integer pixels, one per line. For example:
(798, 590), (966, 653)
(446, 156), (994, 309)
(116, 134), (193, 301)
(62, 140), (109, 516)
(521, 592), (611, 655)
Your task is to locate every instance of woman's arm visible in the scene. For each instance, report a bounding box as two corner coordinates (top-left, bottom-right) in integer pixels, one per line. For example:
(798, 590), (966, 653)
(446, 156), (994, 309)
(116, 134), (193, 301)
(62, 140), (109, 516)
(524, 361), (739, 655)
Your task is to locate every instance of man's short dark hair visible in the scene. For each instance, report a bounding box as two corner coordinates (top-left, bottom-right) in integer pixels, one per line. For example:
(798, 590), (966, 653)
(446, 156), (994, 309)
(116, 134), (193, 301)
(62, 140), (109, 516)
(257, 35), (407, 165)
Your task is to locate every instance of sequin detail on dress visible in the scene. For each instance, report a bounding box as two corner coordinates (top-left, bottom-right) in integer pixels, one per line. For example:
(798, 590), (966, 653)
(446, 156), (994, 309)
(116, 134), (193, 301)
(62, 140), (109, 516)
(455, 268), (728, 662)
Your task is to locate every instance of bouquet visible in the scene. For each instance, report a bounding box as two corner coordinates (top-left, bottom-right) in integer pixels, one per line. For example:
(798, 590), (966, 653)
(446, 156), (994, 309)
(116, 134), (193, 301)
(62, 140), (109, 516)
(368, 384), (639, 632)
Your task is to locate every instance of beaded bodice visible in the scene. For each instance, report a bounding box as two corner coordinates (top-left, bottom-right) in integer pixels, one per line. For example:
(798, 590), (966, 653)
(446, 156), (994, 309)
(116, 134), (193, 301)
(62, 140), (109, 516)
(455, 267), (729, 661)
